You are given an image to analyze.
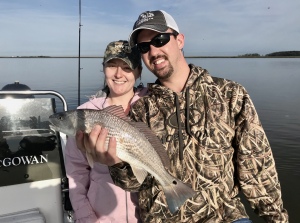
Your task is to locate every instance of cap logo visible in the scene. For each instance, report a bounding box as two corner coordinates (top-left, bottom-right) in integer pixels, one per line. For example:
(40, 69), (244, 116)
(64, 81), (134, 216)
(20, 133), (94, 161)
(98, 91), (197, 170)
(113, 42), (131, 53)
(136, 12), (155, 26)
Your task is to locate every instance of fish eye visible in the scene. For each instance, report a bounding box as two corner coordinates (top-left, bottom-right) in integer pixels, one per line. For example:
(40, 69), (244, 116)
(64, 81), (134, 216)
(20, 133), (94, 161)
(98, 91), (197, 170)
(172, 180), (177, 185)
(58, 116), (63, 120)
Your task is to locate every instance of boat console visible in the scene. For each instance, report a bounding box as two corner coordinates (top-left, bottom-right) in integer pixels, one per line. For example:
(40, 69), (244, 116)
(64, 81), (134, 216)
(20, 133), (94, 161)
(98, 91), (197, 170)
(0, 83), (73, 223)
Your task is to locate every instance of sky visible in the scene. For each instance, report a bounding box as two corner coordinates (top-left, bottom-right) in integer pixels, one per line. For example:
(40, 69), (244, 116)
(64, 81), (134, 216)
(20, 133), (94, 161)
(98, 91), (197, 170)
(1, 0), (299, 57)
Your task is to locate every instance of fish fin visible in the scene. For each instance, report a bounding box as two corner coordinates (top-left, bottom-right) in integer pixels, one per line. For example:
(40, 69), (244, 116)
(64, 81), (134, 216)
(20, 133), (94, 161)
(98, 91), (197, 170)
(102, 105), (131, 122)
(163, 180), (196, 214)
(130, 122), (171, 169)
(131, 166), (148, 184)
(86, 151), (94, 168)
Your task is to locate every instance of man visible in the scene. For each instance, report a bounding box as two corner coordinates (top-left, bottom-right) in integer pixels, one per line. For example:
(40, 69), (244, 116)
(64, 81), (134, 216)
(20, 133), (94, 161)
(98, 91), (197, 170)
(77, 10), (288, 223)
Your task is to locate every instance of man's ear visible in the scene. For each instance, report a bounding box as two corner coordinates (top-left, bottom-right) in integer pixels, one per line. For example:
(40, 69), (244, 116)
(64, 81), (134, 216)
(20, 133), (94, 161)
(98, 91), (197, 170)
(176, 33), (185, 50)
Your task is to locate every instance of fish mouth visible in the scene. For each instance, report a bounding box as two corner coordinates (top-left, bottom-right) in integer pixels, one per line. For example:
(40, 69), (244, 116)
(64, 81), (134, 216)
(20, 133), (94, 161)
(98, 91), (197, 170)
(49, 124), (59, 132)
(49, 124), (75, 136)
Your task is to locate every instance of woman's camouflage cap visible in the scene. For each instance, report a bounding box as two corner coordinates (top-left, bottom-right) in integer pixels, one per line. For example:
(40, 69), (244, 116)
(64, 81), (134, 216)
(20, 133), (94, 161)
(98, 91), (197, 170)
(102, 40), (141, 70)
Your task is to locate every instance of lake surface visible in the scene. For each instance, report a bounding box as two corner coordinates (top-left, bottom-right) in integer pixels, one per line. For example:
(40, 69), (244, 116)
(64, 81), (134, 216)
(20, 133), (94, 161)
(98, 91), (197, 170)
(1, 57), (299, 222)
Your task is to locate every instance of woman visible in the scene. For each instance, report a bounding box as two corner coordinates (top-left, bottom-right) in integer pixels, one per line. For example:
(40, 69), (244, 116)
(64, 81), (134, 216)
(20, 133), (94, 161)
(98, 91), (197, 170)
(65, 40), (147, 223)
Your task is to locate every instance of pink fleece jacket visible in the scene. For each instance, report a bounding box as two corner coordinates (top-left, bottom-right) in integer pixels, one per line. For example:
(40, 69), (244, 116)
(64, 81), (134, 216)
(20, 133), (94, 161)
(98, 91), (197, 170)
(65, 87), (147, 223)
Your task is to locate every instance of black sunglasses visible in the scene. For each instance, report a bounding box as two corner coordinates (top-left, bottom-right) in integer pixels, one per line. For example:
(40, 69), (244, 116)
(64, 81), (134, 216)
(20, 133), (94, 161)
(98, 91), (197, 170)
(136, 32), (178, 54)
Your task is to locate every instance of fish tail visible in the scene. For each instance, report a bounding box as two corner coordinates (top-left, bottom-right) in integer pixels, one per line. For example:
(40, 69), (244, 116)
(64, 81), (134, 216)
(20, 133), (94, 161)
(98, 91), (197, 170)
(163, 180), (196, 214)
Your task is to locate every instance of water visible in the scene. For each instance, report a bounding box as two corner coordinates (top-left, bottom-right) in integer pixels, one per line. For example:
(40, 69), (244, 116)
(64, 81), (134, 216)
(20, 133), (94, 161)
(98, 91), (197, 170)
(1, 57), (299, 222)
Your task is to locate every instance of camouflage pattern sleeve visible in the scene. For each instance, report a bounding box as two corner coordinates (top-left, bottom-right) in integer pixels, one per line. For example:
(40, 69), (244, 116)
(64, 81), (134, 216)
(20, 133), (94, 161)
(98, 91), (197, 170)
(108, 162), (141, 191)
(109, 163), (155, 192)
(233, 85), (289, 222)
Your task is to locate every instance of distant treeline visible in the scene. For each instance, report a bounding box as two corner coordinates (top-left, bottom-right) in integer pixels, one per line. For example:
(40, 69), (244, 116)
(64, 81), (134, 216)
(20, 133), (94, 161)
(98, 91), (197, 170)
(239, 51), (300, 57)
(265, 51), (300, 57)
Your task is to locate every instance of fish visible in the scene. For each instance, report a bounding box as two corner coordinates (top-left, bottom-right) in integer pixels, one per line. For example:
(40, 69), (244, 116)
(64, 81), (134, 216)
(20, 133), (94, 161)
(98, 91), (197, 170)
(49, 105), (196, 214)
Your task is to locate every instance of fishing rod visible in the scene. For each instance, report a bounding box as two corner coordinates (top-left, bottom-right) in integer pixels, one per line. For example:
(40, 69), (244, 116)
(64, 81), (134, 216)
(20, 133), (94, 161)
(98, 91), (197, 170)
(78, 0), (82, 106)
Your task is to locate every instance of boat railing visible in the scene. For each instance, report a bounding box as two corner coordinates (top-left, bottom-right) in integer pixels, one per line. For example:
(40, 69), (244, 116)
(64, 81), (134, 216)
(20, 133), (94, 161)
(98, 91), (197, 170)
(0, 90), (68, 111)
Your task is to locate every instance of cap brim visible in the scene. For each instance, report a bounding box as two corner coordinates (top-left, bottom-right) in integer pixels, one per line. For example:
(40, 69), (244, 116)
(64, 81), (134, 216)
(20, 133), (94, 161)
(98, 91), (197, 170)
(104, 56), (135, 70)
(129, 25), (168, 47)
